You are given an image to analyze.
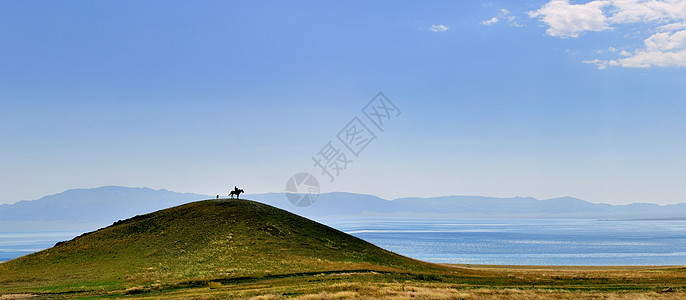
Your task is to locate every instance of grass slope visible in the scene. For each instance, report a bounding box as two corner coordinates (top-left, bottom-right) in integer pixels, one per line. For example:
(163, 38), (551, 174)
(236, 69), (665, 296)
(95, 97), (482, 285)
(0, 198), (442, 294)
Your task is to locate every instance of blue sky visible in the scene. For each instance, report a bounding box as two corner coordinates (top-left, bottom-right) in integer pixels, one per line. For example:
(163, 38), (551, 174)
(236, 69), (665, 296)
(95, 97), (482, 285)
(2, 0), (686, 205)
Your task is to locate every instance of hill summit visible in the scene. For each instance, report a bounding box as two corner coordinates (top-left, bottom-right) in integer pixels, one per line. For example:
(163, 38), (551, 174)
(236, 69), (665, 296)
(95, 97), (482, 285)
(0, 198), (434, 294)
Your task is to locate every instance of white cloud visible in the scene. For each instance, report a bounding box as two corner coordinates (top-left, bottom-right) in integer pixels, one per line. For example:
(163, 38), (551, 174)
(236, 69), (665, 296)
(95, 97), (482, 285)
(528, 0), (611, 38)
(531, 0), (686, 37)
(593, 46), (619, 54)
(586, 29), (686, 68)
(659, 21), (686, 31)
(608, 0), (686, 24)
(644, 29), (686, 51)
(612, 29), (686, 67)
(613, 49), (686, 67)
(482, 7), (524, 27)
(430, 24), (449, 32)
(583, 58), (610, 68)
(482, 17), (499, 25)
(531, 0), (686, 68)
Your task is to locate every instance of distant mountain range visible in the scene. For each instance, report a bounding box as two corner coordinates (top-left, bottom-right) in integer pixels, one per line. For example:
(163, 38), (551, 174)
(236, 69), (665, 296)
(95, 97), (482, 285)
(0, 186), (207, 231)
(248, 192), (686, 220)
(2, 186), (686, 232)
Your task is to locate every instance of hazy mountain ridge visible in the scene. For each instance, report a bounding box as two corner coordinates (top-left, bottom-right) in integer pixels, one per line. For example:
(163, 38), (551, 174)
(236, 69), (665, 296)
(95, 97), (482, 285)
(234, 193), (686, 221)
(2, 186), (685, 232)
(0, 186), (209, 231)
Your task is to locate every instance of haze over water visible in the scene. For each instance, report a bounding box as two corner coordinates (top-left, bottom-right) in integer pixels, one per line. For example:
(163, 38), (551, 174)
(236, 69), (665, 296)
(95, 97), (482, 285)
(333, 218), (686, 266)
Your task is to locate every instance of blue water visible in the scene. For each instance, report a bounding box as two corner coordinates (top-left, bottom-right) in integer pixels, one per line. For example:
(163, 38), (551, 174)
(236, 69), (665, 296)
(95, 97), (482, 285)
(0, 231), (81, 262)
(3, 219), (686, 265)
(330, 218), (686, 266)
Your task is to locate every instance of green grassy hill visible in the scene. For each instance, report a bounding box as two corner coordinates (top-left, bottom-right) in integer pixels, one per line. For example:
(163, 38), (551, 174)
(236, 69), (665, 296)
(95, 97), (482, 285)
(0, 198), (442, 295)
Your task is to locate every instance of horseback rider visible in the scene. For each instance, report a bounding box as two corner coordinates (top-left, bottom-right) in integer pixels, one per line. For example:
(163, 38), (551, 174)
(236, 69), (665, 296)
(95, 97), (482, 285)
(229, 185), (243, 199)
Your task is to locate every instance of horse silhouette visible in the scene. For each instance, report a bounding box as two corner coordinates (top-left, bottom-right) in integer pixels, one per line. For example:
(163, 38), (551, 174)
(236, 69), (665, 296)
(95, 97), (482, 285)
(229, 189), (244, 199)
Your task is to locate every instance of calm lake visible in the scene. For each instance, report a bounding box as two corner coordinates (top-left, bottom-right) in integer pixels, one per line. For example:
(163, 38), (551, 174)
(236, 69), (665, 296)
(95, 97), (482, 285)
(331, 218), (686, 266)
(3, 219), (686, 265)
(0, 231), (81, 263)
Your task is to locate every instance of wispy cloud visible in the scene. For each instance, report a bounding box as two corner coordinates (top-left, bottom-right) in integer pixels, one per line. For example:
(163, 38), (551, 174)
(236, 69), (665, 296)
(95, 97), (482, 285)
(530, 0), (686, 68)
(482, 17), (499, 25)
(430, 24), (449, 32)
(482, 8), (524, 27)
